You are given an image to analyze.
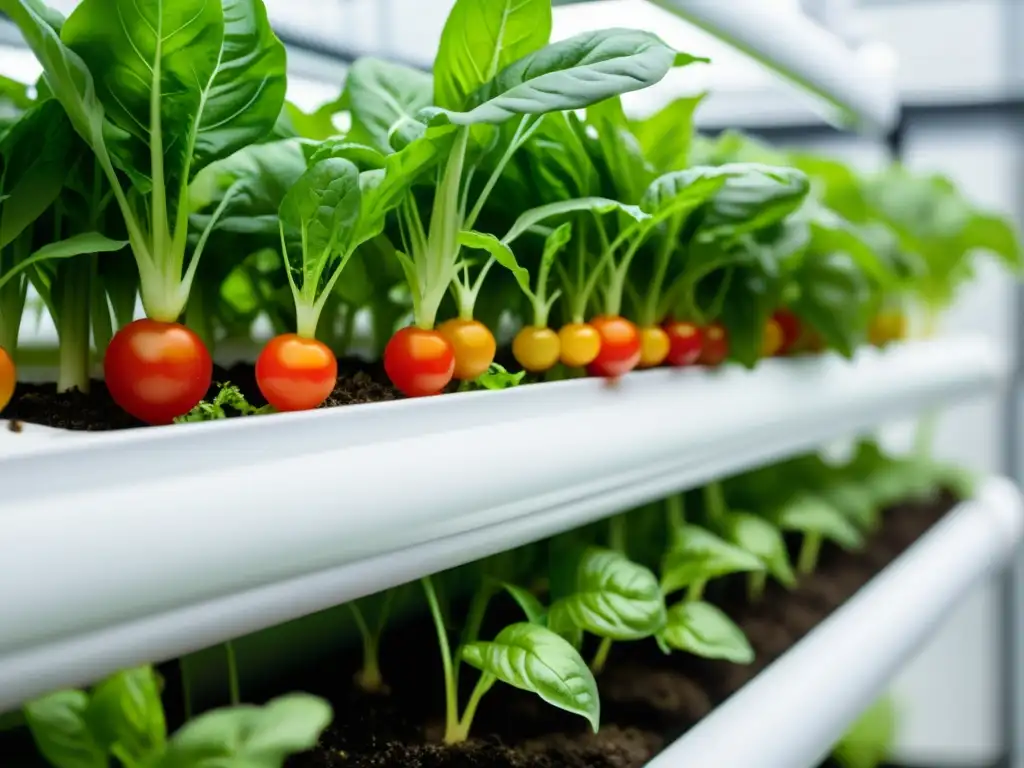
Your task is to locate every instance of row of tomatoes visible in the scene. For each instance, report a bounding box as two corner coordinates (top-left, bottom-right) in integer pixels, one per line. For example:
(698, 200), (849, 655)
(0, 306), (904, 426)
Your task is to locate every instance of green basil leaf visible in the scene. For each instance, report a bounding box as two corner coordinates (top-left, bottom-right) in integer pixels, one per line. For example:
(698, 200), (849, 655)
(818, 482), (879, 532)
(24, 690), (107, 768)
(279, 157), (361, 298)
(161, 694), (332, 768)
(459, 229), (530, 292)
(503, 197), (647, 244)
(832, 696), (897, 768)
(344, 57), (433, 155)
(629, 93), (707, 173)
(551, 547), (666, 640)
(721, 512), (796, 588)
(963, 211), (1023, 271)
(642, 166), (730, 219)
(85, 666), (166, 765)
(547, 600), (584, 649)
(701, 164), (811, 240)
(501, 582), (547, 623)
(790, 252), (871, 357)
(434, 0), (552, 111)
(461, 623), (600, 732)
(660, 524), (764, 597)
(428, 29), (684, 126)
(768, 494), (864, 550)
(658, 601), (754, 664)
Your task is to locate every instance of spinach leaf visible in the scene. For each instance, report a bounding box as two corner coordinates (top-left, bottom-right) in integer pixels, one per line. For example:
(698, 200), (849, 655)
(790, 252), (872, 357)
(629, 93), (707, 173)
(461, 623), (600, 732)
(434, 0), (552, 110)
(344, 57), (433, 154)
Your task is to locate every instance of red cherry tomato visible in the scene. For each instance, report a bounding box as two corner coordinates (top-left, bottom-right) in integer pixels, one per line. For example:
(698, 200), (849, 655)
(0, 346), (14, 412)
(698, 322), (729, 367)
(438, 318), (496, 381)
(663, 321), (703, 367)
(384, 327), (455, 397)
(773, 309), (802, 355)
(638, 326), (670, 369)
(586, 315), (641, 378)
(256, 334), (337, 412)
(104, 319), (212, 425)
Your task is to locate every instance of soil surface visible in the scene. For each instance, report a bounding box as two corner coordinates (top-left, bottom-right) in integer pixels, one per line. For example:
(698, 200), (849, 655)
(270, 493), (951, 768)
(4, 359), (405, 431)
(0, 492), (953, 767)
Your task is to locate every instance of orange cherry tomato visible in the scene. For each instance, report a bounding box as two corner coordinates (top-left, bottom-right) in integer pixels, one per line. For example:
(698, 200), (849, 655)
(256, 334), (337, 412)
(869, 311), (907, 347)
(557, 322), (601, 368)
(513, 326), (560, 373)
(773, 309), (802, 355)
(384, 327), (455, 397)
(698, 322), (729, 367)
(438, 318), (496, 381)
(586, 315), (641, 378)
(104, 319), (212, 425)
(0, 346), (14, 412)
(663, 321), (703, 367)
(761, 318), (784, 358)
(638, 326), (670, 368)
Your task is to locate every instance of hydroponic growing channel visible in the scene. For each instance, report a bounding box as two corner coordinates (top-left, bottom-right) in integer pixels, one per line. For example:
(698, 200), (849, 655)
(0, 0), (1020, 767)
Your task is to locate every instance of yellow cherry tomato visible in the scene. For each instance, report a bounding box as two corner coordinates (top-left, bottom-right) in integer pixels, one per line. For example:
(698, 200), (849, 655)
(761, 318), (784, 358)
(638, 325), (670, 368)
(438, 318), (497, 381)
(558, 322), (601, 368)
(513, 326), (560, 373)
(0, 346), (14, 412)
(869, 311), (908, 347)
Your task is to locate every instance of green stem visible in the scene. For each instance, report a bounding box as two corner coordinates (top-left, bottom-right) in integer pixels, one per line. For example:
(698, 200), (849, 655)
(797, 532), (822, 576)
(464, 116), (538, 230)
(590, 637), (613, 674)
(349, 602), (386, 692)
(225, 641), (240, 706)
(56, 257), (93, 394)
(704, 482), (727, 527)
(687, 578), (706, 603)
(666, 495), (685, 539)
(747, 571), (767, 603)
(456, 582), (495, 690)
(641, 217), (684, 326)
(422, 576), (460, 743)
(447, 674), (495, 744)
(608, 515), (628, 553)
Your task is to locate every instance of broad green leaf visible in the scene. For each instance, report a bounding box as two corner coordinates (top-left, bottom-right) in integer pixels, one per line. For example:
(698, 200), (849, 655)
(658, 601), (754, 664)
(718, 263), (780, 368)
(641, 166), (730, 218)
(161, 694), (332, 768)
(768, 494), (864, 550)
(434, 0), (552, 110)
(819, 481), (879, 532)
(791, 252), (871, 357)
(0, 99), (76, 248)
(461, 623), (600, 732)
(501, 582), (547, 624)
(586, 96), (650, 204)
(660, 524), (764, 596)
(459, 229), (530, 292)
(525, 111), (597, 201)
(832, 696), (898, 768)
(344, 57), (433, 154)
(0, 232), (128, 293)
(547, 600), (584, 649)
(701, 164), (811, 239)
(503, 197), (647, 244)
(86, 666), (166, 765)
(964, 211), (1023, 271)
(284, 95), (345, 141)
(305, 139), (386, 170)
(721, 512), (796, 588)
(279, 157), (361, 297)
(24, 690), (106, 768)
(428, 29), (690, 125)
(629, 93), (707, 173)
(551, 547), (666, 641)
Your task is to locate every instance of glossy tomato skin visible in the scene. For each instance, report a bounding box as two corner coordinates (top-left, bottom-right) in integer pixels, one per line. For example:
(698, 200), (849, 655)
(256, 334), (337, 412)
(104, 319), (212, 425)
(697, 322), (729, 367)
(384, 327), (455, 397)
(513, 326), (560, 373)
(664, 321), (703, 367)
(761, 318), (784, 358)
(0, 346), (14, 412)
(438, 318), (496, 381)
(772, 309), (802, 355)
(586, 315), (642, 378)
(638, 326), (670, 368)
(557, 322), (601, 368)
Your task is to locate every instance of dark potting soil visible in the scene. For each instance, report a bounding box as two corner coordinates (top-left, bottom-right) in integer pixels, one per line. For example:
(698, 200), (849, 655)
(255, 492), (953, 768)
(3, 359), (405, 431)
